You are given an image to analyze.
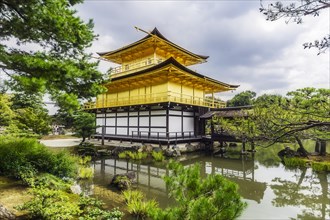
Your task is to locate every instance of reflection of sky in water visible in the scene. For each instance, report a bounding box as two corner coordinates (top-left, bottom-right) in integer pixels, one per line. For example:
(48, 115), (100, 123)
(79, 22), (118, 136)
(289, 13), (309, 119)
(90, 154), (330, 220)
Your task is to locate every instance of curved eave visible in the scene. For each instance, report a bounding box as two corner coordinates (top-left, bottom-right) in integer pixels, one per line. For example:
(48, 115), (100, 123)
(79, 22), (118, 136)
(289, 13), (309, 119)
(110, 57), (239, 90)
(97, 28), (209, 63)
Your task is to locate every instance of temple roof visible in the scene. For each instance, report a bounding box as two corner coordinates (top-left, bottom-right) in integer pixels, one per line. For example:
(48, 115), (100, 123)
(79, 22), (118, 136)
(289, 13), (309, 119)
(97, 27), (209, 65)
(109, 57), (239, 93)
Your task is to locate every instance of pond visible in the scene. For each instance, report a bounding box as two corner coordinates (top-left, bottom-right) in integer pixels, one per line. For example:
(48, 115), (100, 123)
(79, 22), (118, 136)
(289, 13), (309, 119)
(85, 143), (330, 220)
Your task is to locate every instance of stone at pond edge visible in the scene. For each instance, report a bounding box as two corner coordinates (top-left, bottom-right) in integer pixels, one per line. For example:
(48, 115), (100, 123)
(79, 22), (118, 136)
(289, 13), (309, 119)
(110, 171), (136, 190)
(0, 204), (16, 220)
(278, 146), (296, 159)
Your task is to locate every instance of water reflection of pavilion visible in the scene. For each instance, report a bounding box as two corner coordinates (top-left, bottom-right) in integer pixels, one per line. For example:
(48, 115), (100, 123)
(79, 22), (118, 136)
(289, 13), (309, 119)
(93, 155), (267, 204)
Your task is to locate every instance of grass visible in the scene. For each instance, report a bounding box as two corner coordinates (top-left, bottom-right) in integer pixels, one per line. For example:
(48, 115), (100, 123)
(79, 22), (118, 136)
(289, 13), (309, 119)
(283, 157), (307, 168)
(283, 156), (330, 172)
(123, 190), (158, 218)
(118, 151), (148, 160)
(152, 151), (165, 162)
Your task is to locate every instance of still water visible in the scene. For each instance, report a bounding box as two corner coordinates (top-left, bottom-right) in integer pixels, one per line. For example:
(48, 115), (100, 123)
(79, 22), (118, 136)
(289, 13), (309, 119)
(87, 144), (330, 220)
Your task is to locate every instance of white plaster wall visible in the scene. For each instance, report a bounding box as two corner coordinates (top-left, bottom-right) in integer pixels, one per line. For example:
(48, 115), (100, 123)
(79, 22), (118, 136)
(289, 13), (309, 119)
(96, 113), (106, 118)
(117, 117), (128, 126)
(106, 118), (115, 126)
(117, 112), (128, 117)
(116, 127), (127, 135)
(183, 117), (194, 132)
(140, 117), (149, 126)
(151, 110), (166, 115)
(96, 118), (105, 126)
(106, 127), (115, 135)
(169, 116), (182, 133)
(169, 110), (181, 115)
(129, 117), (138, 126)
(183, 112), (194, 116)
(139, 111), (149, 116)
(151, 116), (166, 127)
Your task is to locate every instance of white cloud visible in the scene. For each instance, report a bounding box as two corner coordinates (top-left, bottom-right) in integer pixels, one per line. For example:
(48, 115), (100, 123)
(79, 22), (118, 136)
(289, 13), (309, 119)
(75, 1), (330, 100)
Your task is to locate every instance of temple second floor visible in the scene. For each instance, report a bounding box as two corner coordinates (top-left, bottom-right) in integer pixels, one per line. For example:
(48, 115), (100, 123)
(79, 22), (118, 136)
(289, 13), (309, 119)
(84, 58), (238, 110)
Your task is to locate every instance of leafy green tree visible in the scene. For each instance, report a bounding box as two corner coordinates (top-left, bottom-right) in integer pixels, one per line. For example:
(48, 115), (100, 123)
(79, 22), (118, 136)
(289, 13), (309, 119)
(0, 0), (106, 111)
(149, 161), (247, 220)
(10, 92), (51, 135)
(260, 0), (330, 54)
(227, 90), (256, 107)
(73, 111), (96, 142)
(0, 93), (15, 127)
(214, 88), (329, 154)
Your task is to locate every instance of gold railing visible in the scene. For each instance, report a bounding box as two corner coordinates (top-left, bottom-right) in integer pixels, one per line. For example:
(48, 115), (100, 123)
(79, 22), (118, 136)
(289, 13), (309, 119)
(83, 92), (226, 110)
(110, 58), (163, 78)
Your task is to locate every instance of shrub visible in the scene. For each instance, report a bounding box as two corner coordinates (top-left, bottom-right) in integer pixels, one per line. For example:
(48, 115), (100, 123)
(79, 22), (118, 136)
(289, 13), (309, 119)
(78, 196), (123, 220)
(118, 151), (148, 160)
(283, 157), (306, 168)
(311, 161), (330, 172)
(17, 174), (123, 220)
(17, 187), (81, 220)
(123, 190), (158, 219)
(0, 137), (78, 181)
(77, 142), (97, 157)
(148, 160), (247, 220)
(78, 167), (94, 179)
(152, 151), (165, 162)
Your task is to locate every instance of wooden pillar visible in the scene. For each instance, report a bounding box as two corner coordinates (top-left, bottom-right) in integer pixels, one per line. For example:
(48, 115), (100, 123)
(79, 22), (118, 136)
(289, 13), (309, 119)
(101, 125), (105, 146)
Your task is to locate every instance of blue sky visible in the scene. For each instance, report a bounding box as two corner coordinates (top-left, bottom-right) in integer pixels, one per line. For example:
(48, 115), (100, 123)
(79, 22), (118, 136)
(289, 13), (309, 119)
(75, 0), (330, 100)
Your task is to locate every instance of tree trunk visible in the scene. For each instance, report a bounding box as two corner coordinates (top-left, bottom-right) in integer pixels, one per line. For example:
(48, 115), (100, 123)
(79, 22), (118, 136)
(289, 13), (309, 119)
(320, 140), (327, 156)
(295, 136), (309, 158)
(315, 140), (320, 153)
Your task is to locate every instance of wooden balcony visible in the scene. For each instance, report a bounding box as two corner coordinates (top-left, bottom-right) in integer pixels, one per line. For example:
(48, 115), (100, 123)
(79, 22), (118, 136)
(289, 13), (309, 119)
(110, 58), (163, 78)
(83, 91), (226, 110)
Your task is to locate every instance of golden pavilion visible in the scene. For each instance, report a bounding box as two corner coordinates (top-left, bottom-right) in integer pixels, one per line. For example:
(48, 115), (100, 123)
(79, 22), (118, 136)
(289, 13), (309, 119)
(86, 27), (238, 144)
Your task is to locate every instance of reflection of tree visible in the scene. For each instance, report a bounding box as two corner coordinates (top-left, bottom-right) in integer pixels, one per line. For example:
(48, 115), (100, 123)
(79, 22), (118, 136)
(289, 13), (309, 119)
(271, 169), (329, 219)
(254, 144), (283, 168)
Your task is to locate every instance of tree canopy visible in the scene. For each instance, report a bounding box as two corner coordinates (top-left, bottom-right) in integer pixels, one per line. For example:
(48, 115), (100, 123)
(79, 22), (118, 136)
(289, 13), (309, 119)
(227, 90), (256, 107)
(260, 0), (330, 54)
(217, 88), (329, 153)
(0, 0), (106, 112)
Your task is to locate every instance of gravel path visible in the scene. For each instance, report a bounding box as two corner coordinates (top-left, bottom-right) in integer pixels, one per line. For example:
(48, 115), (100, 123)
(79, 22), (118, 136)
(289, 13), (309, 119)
(40, 138), (82, 147)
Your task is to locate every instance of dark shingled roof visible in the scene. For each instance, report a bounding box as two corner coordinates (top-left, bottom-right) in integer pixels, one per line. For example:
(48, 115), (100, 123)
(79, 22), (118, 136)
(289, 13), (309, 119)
(200, 106), (253, 119)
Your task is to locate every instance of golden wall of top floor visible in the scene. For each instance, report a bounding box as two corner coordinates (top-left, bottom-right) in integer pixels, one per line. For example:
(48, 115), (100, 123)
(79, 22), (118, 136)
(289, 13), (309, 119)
(92, 80), (225, 109)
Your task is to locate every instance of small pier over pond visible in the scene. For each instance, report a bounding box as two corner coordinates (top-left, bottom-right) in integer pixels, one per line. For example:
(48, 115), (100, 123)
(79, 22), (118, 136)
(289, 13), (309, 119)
(200, 105), (254, 154)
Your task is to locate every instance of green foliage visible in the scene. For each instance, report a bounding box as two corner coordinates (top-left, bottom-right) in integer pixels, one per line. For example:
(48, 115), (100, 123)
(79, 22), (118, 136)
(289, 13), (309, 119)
(78, 156), (94, 179)
(282, 156), (330, 172)
(78, 167), (94, 179)
(118, 151), (148, 160)
(77, 142), (97, 156)
(114, 176), (132, 190)
(0, 137), (78, 181)
(78, 196), (123, 220)
(152, 151), (165, 161)
(0, 93), (51, 136)
(227, 90), (256, 107)
(17, 172), (123, 219)
(0, 0), (106, 112)
(311, 161), (330, 172)
(123, 190), (158, 219)
(283, 157), (307, 168)
(148, 160), (247, 220)
(79, 156), (92, 166)
(73, 111), (96, 142)
(18, 187), (81, 220)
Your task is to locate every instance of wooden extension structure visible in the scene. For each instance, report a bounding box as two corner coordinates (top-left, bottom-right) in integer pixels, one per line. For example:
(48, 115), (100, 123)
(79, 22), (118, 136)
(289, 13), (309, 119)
(85, 27), (238, 145)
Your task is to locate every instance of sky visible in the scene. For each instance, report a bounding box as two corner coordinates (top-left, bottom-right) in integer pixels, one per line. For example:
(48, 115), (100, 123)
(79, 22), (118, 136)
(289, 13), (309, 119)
(75, 0), (330, 100)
